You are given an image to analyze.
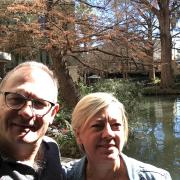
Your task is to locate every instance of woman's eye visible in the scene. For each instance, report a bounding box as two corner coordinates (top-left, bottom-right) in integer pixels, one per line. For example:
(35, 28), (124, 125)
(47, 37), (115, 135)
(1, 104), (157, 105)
(91, 124), (104, 131)
(111, 123), (121, 130)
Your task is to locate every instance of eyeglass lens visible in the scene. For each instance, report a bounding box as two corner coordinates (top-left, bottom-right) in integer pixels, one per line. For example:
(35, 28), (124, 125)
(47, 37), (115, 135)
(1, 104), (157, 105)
(5, 92), (52, 116)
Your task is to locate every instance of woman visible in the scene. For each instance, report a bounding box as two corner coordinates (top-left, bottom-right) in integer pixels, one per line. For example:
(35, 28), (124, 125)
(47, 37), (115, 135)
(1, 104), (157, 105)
(64, 92), (172, 180)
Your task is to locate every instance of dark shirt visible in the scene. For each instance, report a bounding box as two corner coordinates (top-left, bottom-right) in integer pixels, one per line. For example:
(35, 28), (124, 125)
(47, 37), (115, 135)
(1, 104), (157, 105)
(0, 136), (65, 180)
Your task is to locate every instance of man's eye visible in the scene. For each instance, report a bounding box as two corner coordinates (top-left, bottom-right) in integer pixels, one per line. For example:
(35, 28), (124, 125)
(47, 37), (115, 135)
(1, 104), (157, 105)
(8, 97), (24, 105)
(33, 100), (47, 109)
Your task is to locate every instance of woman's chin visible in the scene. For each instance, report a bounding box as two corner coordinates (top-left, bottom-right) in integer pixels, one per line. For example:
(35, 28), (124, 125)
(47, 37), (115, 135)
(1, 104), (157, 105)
(98, 150), (120, 162)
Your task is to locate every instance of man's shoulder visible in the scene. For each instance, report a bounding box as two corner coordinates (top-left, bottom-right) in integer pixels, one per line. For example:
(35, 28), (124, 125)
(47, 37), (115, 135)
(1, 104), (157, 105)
(43, 136), (57, 143)
(42, 136), (66, 180)
(43, 136), (60, 156)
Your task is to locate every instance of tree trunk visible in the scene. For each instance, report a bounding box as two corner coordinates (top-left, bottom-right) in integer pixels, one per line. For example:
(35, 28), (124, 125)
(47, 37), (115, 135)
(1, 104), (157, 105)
(50, 50), (80, 109)
(147, 41), (155, 81)
(148, 61), (155, 81)
(159, 3), (174, 88)
(136, 0), (174, 87)
(147, 17), (155, 82)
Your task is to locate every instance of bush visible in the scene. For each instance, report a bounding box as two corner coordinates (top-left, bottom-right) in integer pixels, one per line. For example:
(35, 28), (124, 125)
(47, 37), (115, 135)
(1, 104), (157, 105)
(48, 109), (82, 158)
(90, 79), (142, 115)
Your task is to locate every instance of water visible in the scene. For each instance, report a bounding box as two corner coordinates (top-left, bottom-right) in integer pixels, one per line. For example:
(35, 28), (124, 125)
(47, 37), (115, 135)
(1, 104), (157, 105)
(125, 96), (180, 180)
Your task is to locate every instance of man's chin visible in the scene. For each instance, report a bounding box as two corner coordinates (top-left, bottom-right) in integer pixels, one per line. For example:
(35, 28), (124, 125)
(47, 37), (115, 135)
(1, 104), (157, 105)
(16, 131), (39, 144)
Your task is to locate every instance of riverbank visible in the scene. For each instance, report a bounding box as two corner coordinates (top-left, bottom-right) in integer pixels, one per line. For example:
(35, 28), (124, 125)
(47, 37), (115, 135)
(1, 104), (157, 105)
(142, 84), (180, 95)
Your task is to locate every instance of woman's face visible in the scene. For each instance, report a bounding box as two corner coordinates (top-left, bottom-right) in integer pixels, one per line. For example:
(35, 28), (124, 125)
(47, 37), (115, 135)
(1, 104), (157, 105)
(76, 103), (125, 164)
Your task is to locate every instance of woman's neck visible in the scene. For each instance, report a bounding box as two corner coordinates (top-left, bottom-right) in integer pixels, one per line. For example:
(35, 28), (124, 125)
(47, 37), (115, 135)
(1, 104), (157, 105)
(86, 156), (129, 180)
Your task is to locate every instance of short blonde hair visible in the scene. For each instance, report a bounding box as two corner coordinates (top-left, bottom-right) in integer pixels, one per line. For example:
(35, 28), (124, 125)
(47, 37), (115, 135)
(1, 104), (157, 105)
(72, 92), (129, 145)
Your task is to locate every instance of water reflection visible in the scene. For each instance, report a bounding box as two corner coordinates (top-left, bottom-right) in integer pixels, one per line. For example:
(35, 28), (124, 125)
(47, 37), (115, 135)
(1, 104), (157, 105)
(174, 98), (180, 138)
(125, 96), (180, 180)
(154, 122), (165, 150)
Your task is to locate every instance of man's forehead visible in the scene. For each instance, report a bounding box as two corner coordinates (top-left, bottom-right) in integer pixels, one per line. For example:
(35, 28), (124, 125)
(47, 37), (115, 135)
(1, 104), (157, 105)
(11, 67), (51, 79)
(3, 67), (54, 89)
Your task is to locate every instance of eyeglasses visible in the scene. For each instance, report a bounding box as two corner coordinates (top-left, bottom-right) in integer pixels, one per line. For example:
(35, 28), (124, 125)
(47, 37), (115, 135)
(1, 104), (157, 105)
(0, 92), (55, 116)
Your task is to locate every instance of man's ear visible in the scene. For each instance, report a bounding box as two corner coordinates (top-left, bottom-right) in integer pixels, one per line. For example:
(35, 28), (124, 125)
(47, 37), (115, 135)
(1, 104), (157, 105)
(74, 128), (83, 144)
(49, 103), (59, 124)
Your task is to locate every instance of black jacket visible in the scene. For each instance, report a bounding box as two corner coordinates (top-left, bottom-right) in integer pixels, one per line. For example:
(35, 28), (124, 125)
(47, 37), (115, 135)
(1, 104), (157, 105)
(0, 136), (65, 180)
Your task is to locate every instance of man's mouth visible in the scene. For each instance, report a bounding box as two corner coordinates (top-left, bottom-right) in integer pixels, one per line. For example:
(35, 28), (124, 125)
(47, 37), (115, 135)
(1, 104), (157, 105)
(11, 122), (37, 132)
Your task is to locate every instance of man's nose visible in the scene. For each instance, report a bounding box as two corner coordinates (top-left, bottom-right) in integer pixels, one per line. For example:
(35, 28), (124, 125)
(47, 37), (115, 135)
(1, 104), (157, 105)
(18, 101), (35, 118)
(102, 123), (114, 138)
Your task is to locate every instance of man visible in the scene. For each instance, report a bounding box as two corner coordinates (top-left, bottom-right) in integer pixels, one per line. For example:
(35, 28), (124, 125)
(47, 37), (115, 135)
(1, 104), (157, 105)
(0, 61), (65, 179)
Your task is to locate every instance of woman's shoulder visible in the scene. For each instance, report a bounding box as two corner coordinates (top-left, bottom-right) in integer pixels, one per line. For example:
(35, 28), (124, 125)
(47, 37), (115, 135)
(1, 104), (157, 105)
(121, 153), (172, 180)
(62, 158), (83, 171)
(62, 157), (86, 180)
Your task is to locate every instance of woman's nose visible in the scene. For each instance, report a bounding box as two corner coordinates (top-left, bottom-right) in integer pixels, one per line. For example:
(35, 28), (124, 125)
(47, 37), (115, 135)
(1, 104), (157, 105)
(101, 123), (114, 138)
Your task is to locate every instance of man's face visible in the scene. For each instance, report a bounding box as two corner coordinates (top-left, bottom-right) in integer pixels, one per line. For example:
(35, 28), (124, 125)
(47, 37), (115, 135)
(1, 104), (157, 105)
(0, 67), (59, 146)
(76, 103), (125, 165)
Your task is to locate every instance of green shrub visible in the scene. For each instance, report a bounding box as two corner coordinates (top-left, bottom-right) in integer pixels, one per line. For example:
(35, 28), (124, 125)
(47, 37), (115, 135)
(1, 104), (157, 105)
(90, 79), (142, 115)
(56, 120), (82, 158)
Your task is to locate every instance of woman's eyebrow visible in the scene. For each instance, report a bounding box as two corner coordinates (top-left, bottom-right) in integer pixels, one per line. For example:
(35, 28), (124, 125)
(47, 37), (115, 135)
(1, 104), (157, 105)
(95, 116), (106, 122)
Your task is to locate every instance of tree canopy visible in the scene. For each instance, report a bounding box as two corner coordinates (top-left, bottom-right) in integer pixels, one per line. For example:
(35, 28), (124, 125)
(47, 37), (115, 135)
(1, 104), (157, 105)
(0, 0), (179, 106)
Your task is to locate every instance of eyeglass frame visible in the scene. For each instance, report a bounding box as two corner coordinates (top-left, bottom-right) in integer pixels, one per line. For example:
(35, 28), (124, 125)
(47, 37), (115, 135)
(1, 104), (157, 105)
(0, 91), (55, 116)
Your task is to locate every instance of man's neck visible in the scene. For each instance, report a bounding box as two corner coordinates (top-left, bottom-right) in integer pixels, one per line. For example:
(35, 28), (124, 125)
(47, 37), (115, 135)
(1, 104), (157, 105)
(18, 142), (46, 169)
(0, 139), (44, 167)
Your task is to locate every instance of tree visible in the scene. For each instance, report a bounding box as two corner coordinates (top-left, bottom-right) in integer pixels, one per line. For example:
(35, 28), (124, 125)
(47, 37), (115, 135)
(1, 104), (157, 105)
(132, 0), (180, 88)
(128, 3), (157, 81)
(0, 0), (81, 108)
(2, 0), (176, 108)
(1, 0), (129, 107)
(109, 0), (157, 81)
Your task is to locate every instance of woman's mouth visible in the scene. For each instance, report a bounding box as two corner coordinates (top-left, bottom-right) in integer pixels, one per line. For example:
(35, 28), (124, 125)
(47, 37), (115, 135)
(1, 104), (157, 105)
(97, 143), (116, 149)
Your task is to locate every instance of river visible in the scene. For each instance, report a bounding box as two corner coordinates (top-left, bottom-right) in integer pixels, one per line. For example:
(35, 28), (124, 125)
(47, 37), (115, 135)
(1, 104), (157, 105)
(124, 96), (180, 180)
